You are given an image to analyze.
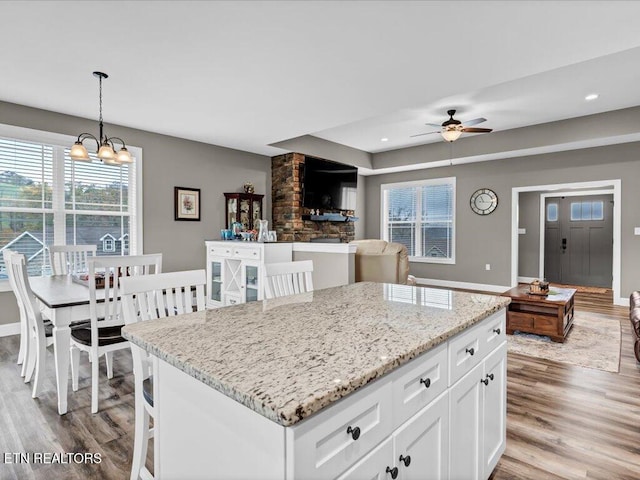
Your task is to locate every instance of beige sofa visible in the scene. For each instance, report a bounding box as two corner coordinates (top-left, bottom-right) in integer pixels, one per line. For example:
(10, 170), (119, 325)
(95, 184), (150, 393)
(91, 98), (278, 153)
(350, 239), (416, 285)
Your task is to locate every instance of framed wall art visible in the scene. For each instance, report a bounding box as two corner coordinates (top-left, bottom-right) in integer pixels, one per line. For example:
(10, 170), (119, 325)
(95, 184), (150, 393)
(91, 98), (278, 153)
(175, 186), (201, 221)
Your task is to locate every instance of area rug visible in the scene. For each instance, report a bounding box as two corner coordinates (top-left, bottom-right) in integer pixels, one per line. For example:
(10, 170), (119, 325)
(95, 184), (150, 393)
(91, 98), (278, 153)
(507, 312), (621, 372)
(549, 283), (609, 294)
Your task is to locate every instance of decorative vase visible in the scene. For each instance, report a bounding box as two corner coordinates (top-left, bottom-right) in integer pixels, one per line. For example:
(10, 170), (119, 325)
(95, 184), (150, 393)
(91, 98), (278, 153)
(257, 219), (269, 242)
(243, 182), (255, 194)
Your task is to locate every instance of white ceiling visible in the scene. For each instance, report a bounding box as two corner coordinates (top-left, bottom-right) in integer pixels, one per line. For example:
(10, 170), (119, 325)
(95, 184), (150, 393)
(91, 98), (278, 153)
(2, 1), (640, 157)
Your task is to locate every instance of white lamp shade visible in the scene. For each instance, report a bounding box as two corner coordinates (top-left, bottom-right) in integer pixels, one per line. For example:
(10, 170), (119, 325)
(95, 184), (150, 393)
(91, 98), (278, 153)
(97, 144), (117, 162)
(116, 147), (133, 164)
(70, 142), (91, 161)
(441, 129), (463, 143)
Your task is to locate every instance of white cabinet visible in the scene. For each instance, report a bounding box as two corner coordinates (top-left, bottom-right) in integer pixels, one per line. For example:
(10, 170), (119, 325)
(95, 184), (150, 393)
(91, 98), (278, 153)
(449, 341), (507, 480)
(153, 309), (507, 480)
(205, 241), (292, 308)
(393, 391), (449, 480)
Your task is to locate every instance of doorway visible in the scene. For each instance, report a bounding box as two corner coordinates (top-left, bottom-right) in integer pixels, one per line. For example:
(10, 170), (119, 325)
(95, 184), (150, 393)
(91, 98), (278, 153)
(543, 194), (613, 287)
(511, 179), (622, 306)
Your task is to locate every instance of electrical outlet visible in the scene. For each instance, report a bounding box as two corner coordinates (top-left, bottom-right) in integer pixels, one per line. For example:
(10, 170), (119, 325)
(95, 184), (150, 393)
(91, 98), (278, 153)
(485, 264), (491, 271)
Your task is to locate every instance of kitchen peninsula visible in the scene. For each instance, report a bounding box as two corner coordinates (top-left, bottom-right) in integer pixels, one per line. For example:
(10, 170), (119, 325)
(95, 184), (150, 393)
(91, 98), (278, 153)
(122, 282), (511, 480)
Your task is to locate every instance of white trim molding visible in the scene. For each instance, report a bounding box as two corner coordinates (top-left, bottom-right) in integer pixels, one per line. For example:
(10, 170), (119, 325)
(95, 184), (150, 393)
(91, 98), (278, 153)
(0, 322), (20, 337)
(414, 277), (510, 294)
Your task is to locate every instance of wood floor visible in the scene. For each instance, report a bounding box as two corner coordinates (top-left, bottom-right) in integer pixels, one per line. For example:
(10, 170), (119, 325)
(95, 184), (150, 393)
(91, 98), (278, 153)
(0, 290), (638, 479)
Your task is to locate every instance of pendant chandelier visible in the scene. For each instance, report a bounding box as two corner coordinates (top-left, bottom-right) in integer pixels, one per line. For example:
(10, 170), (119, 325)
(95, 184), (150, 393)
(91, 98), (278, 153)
(69, 71), (133, 165)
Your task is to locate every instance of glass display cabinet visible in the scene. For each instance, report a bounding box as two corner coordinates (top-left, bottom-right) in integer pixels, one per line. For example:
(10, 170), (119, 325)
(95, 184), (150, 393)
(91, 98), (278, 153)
(224, 193), (264, 231)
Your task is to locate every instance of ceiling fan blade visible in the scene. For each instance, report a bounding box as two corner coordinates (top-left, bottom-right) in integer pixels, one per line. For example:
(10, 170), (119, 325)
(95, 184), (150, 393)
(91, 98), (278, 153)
(410, 131), (440, 138)
(424, 123), (444, 128)
(462, 117), (487, 127)
(461, 127), (492, 133)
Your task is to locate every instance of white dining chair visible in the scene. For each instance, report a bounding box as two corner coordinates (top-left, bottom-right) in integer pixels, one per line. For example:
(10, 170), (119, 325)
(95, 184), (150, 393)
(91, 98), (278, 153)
(49, 244), (97, 275)
(6, 251), (54, 398)
(264, 260), (314, 299)
(70, 253), (162, 414)
(121, 269), (206, 480)
(3, 249), (28, 375)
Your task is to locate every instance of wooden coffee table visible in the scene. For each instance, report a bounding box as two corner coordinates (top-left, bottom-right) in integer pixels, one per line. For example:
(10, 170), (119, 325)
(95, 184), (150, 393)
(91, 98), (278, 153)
(501, 285), (576, 342)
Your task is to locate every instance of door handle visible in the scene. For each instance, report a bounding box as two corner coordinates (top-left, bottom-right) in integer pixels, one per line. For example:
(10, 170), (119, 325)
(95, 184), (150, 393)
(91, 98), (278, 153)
(561, 238), (567, 251)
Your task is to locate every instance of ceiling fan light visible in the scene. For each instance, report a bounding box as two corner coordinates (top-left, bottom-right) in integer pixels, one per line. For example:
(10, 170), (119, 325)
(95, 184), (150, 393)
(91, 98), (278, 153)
(70, 141), (91, 161)
(116, 147), (133, 164)
(441, 129), (462, 142)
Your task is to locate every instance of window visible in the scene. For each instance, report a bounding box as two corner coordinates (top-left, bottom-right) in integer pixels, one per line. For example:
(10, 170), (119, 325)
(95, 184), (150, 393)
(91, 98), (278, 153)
(570, 201), (604, 221)
(546, 203), (558, 222)
(381, 177), (455, 263)
(0, 125), (141, 280)
(103, 237), (115, 252)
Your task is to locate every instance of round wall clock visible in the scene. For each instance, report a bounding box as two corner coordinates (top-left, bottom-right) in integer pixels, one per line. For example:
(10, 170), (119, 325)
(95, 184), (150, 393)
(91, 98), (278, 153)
(470, 188), (498, 215)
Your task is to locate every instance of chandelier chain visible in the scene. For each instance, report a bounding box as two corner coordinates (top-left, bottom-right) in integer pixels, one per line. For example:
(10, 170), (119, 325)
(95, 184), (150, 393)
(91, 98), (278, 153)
(98, 75), (103, 126)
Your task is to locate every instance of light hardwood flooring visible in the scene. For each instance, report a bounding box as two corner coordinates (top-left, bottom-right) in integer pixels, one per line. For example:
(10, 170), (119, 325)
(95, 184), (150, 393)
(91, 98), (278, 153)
(0, 290), (638, 479)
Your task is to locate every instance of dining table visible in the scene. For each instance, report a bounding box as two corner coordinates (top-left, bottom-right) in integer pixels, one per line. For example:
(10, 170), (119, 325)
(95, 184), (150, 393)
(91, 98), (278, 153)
(29, 275), (109, 415)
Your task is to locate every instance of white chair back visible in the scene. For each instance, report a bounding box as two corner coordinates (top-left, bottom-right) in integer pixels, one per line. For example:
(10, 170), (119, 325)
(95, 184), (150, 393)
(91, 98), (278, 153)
(120, 269), (206, 480)
(88, 254), (163, 332)
(49, 244), (97, 275)
(264, 260), (314, 299)
(121, 269), (206, 379)
(3, 249), (28, 372)
(6, 251), (49, 397)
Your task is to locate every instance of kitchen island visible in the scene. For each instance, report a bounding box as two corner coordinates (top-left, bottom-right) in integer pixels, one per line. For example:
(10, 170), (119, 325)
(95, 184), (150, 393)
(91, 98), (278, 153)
(122, 282), (510, 480)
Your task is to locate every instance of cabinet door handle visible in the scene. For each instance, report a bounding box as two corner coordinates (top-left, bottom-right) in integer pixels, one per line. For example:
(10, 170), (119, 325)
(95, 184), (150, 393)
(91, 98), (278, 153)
(486, 373), (494, 381)
(419, 377), (431, 388)
(481, 378), (489, 386)
(399, 454), (411, 467)
(493, 327), (501, 334)
(465, 347), (475, 356)
(346, 425), (360, 440)
(386, 466), (399, 479)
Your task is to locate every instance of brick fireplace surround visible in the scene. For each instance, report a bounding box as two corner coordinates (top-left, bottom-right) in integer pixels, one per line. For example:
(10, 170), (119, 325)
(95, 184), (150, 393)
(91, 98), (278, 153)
(271, 153), (355, 243)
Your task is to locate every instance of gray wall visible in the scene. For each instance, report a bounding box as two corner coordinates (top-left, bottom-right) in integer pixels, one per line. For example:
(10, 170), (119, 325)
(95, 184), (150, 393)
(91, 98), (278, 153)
(0, 101), (271, 326)
(518, 192), (541, 278)
(365, 142), (640, 297)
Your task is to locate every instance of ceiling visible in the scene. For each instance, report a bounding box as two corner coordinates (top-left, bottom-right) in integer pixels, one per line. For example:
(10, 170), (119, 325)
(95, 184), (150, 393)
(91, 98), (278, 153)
(2, 1), (640, 158)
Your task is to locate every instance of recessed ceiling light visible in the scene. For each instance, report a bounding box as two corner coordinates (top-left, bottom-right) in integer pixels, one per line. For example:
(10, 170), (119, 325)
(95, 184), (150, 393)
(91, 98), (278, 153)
(381, 137), (389, 142)
(585, 93), (599, 101)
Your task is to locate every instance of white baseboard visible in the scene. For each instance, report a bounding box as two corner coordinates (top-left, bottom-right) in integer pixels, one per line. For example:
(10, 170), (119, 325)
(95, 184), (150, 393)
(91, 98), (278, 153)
(0, 322), (20, 337)
(414, 278), (510, 294)
(517, 276), (537, 284)
(615, 296), (628, 307)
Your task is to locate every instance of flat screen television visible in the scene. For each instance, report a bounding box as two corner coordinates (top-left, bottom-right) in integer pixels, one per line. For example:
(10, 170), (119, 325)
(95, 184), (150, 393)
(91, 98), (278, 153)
(302, 157), (358, 211)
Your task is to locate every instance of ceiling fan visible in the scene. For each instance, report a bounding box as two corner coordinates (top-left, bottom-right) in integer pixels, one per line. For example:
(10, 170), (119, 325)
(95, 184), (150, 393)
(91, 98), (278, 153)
(411, 109), (493, 142)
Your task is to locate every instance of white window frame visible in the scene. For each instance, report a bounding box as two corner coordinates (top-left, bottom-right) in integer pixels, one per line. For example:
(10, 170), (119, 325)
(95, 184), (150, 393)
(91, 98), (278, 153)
(380, 177), (456, 264)
(0, 123), (144, 291)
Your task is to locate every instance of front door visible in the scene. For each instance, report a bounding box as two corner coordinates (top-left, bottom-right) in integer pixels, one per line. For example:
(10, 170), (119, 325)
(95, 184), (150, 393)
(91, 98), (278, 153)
(544, 194), (613, 287)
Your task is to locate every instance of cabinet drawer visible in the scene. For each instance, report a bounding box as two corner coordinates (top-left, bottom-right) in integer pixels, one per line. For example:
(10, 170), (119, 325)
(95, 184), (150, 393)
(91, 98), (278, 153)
(480, 311), (506, 353)
(290, 380), (393, 480)
(392, 342), (448, 427)
(224, 294), (242, 306)
(233, 247), (261, 260)
(209, 245), (233, 257)
(448, 321), (484, 386)
(507, 311), (535, 329)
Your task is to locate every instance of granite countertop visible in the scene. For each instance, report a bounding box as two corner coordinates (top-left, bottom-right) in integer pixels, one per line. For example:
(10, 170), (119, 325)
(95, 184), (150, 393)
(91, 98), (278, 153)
(122, 282), (510, 427)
